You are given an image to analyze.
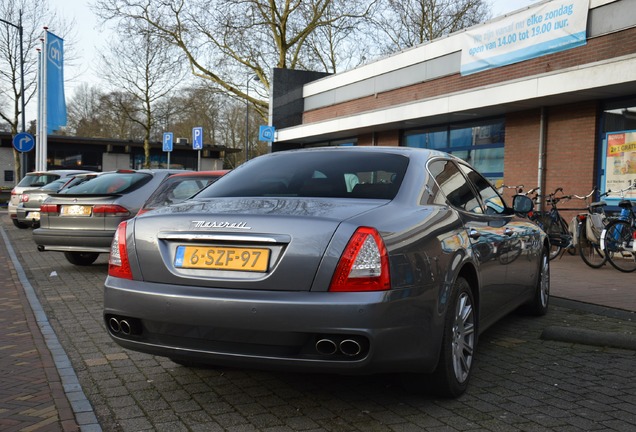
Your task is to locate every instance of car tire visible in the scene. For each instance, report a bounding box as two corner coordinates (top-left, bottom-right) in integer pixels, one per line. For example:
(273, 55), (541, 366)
(522, 247), (550, 316)
(12, 219), (29, 229)
(430, 277), (476, 398)
(64, 252), (100, 266)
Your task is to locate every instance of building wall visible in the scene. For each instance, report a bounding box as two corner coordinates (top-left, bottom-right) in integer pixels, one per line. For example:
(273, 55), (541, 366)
(303, 26), (636, 125)
(544, 101), (598, 198)
(503, 109), (542, 196)
(501, 102), (599, 216)
(0, 148), (14, 189)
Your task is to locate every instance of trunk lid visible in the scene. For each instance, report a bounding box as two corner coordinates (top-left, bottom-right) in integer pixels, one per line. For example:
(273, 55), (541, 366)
(133, 197), (387, 291)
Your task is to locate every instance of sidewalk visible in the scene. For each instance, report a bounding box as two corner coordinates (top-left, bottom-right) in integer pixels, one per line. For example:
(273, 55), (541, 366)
(0, 210), (634, 431)
(1, 213), (99, 432)
(0, 224), (79, 431)
(550, 250), (636, 312)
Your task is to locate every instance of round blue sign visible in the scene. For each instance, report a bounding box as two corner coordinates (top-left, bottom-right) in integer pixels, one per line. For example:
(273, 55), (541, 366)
(13, 132), (35, 153)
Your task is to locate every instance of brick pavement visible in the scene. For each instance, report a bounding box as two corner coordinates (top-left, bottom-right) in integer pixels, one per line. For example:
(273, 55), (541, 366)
(1, 209), (636, 431)
(0, 224), (79, 431)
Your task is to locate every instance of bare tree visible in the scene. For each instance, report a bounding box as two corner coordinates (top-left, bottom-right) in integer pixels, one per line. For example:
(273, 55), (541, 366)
(65, 83), (106, 137)
(93, 0), (376, 120)
(373, 0), (491, 53)
(98, 91), (145, 140)
(99, 28), (186, 167)
(0, 0), (75, 179)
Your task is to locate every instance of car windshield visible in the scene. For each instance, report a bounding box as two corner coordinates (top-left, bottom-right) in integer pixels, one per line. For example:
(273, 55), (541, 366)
(197, 151), (409, 199)
(57, 172), (152, 195)
(17, 173), (60, 188)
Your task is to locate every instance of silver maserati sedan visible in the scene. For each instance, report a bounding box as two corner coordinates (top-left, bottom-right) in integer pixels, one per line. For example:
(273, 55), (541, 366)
(104, 147), (548, 397)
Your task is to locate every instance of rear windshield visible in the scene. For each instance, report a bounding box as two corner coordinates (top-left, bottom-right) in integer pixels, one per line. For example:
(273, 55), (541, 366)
(197, 151), (408, 200)
(59, 174), (102, 192)
(57, 172), (152, 195)
(39, 179), (68, 191)
(17, 174), (60, 188)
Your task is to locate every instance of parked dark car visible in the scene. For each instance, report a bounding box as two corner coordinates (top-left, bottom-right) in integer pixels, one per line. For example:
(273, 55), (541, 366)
(104, 147), (547, 397)
(137, 170), (230, 216)
(33, 169), (183, 266)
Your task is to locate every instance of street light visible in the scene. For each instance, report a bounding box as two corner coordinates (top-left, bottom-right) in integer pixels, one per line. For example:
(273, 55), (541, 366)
(245, 74), (259, 163)
(1, 10), (27, 178)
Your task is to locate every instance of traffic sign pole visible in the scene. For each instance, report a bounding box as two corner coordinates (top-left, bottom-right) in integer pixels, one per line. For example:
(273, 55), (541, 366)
(192, 127), (203, 171)
(163, 132), (174, 169)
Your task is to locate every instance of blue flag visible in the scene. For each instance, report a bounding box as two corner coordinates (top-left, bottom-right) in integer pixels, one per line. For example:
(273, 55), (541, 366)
(46, 31), (67, 133)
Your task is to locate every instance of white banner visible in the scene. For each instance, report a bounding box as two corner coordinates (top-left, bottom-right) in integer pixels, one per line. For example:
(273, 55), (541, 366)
(461, 0), (589, 75)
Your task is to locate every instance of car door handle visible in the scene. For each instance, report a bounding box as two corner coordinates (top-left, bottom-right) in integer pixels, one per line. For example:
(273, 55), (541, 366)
(468, 228), (481, 239)
(503, 228), (514, 237)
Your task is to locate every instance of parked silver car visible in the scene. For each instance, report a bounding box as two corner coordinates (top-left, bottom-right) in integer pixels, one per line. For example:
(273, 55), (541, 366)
(15, 172), (103, 228)
(33, 169), (183, 266)
(8, 169), (91, 228)
(104, 147), (547, 397)
(15, 178), (68, 228)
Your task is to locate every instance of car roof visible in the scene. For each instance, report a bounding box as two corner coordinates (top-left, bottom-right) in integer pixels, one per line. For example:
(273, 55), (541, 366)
(25, 169), (92, 176)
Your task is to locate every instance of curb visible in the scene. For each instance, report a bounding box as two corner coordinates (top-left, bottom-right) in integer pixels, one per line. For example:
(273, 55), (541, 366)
(546, 298), (636, 351)
(541, 325), (636, 351)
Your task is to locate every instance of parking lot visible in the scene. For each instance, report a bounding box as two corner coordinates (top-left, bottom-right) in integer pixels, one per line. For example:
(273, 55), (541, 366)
(2, 211), (636, 432)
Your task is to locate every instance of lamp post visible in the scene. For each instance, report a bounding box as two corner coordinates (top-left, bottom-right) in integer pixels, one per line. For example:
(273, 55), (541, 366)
(1, 10), (27, 178)
(245, 75), (259, 163)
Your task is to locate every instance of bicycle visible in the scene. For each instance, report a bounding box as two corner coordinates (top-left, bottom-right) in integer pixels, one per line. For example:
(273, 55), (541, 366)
(600, 184), (636, 272)
(572, 188), (611, 268)
(527, 187), (574, 260)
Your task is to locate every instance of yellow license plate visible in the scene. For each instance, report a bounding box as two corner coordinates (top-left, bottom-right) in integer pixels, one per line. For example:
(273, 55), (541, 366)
(175, 245), (270, 272)
(61, 205), (92, 216)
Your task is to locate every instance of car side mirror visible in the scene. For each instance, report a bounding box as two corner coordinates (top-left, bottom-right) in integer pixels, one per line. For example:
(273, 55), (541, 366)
(512, 194), (534, 214)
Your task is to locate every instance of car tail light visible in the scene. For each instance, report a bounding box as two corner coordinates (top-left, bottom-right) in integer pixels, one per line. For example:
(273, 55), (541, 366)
(136, 208), (151, 216)
(10, 188), (17, 196)
(329, 227), (390, 292)
(40, 204), (59, 213)
(93, 204), (130, 217)
(109, 221), (133, 280)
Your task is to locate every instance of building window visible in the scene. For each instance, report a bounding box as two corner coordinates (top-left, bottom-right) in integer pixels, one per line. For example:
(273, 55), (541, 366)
(4, 170), (14, 182)
(403, 118), (505, 183)
(600, 97), (636, 205)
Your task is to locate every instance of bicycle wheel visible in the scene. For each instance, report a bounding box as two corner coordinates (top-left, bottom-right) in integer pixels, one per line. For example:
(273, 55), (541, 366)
(544, 214), (569, 260)
(603, 219), (636, 272)
(578, 221), (607, 268)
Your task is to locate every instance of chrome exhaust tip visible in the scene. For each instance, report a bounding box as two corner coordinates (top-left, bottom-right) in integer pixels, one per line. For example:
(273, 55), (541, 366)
(109, 317), (121, 333)
(315, 338), (338, 355)
(120, 320), (132, 335)
(339, 339), (362, 356)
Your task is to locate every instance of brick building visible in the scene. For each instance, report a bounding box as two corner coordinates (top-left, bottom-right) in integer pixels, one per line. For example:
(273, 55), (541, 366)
(270, 0), (636, 213)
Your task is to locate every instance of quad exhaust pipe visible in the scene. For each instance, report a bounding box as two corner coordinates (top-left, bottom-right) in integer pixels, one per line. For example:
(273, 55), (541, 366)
(315, 336), (365, 357)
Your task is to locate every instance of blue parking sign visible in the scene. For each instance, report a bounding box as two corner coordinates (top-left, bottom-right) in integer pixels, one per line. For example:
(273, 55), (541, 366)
(192, 127), (203, 150)
(163, 132), (174, 152)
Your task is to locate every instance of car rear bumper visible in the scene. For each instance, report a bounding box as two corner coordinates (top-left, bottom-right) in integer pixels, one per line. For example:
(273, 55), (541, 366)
(33, 227), (115, 252)
(16, 207), (39, 227)
(104, 276), (442, 374)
